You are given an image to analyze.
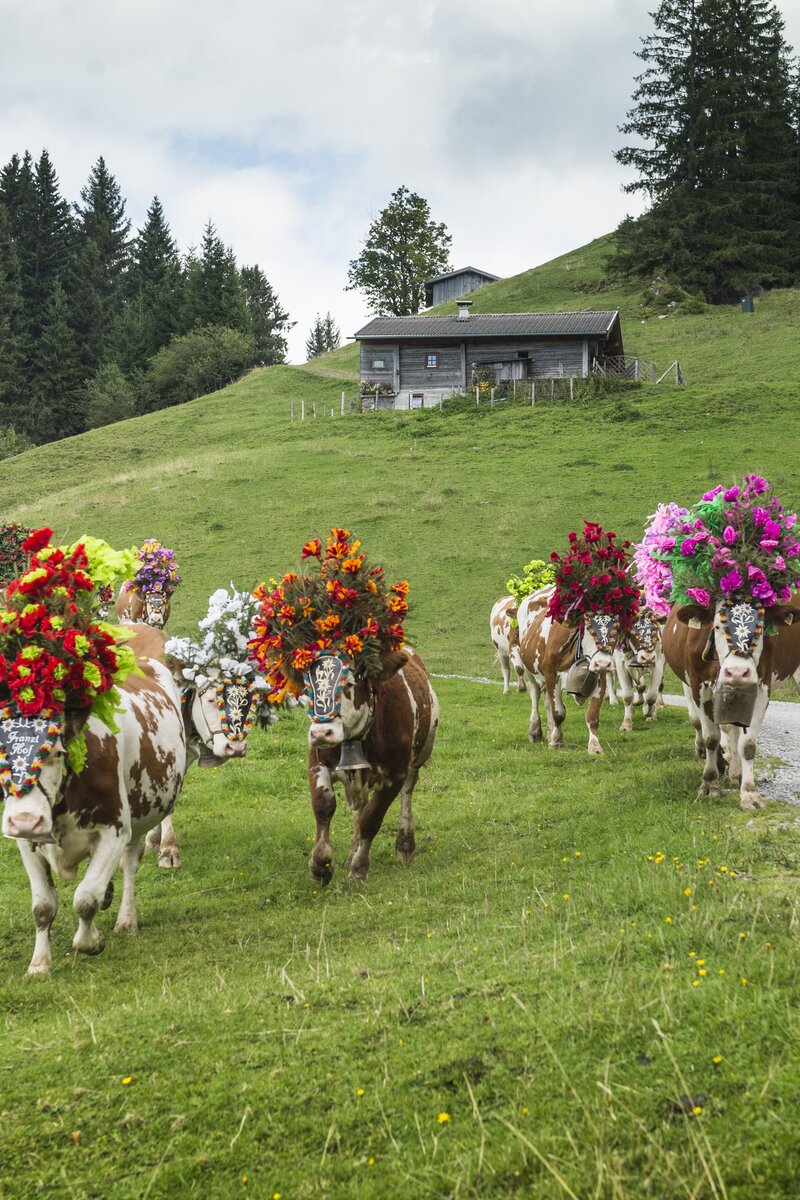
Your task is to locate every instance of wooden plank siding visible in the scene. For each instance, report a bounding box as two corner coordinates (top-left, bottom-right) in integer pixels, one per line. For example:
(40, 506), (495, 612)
(362, 336), (589, 394)
(430, 271), (494, 306)
(400, 343), (463, 390)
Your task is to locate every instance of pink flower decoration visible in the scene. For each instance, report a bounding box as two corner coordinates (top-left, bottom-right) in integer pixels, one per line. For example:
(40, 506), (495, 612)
(723, 487), (740, 502)
(723, 525), (738, 545)
(720, 570), (743, 594)
(685, 587), (711, 606)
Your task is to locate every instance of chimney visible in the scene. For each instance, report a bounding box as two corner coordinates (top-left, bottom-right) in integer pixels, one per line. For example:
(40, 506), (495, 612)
(456, 300), (473, 321)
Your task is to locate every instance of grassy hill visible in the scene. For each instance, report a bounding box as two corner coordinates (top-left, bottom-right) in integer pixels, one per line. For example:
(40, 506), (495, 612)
(1, 234), (798, 677)
(3, 240), (800, 1197)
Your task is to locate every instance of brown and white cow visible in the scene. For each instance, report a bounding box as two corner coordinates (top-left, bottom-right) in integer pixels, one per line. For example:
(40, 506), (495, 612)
(116, 584), (171, 629)
(1, 624), (187, 975)
(490, 595), (525, 694)
(519, 607), (621, 754)
(303, 648), (438, 884)
(143, 665), (258, 868)
(612, 608), (667, 732)
(662, 597), (800, 809)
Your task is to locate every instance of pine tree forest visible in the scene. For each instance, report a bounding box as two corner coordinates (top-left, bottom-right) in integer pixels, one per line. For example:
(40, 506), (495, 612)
(612, 0), (800, 302)
(0, 151), (294, 450)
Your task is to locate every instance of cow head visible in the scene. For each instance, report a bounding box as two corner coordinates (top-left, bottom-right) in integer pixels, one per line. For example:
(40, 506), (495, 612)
(302, 650), (408, 749)
(582, 613), (621, 672)
(0, 711), (68, 840)
(182, 671), (258, 767)
(624, 609), (663, 668)
(677, 597), (800, 688)
(142, 592), (171, 628)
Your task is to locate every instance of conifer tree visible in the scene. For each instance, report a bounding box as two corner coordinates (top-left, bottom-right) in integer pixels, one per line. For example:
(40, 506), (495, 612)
(305, 312), (341, 359)
(183, 222), (250, 334)
(612, 0), (800, 300)
(115, 195), (183, 371)
(28, 278), (84, 442)
(73, 156), (131, 369)
(0, 202), (25, 421)
(240, 264), (293, 364)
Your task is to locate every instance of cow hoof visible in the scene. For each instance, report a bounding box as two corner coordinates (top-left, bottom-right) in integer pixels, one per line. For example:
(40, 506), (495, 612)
(620, 721), (632, 733)
(27, 960), (52, 977)
(114, 918), (138, 935)
(73, 929), (106, 957)
(145, 829), (160, 853)
(100, 881), (114, 911)
(157, 849), (181, 870)
(588, 744), (604, 757)
(395, 833), (416, 864)
(310, 858), (334, 886)
(698, 781), (721, 798)
(740, 792), (764, 811)
(528, 729), (543, 744)
(348, 866), (369, 883)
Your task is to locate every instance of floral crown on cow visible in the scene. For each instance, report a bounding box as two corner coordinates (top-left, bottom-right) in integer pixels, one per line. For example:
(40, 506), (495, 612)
(248, 529), (409, 703)
(0, 528), (138, 782)
(165, 585), (267, 691)
(125, 540), (181, 597)
(656, 475), (800, 609)
(547, 521), (639, 630)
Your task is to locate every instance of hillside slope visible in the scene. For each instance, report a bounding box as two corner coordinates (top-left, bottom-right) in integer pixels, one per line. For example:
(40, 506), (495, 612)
(1, 236), (798, 676)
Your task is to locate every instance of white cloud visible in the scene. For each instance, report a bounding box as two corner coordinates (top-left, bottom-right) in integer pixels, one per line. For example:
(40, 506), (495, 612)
(2, 0), (797, 360)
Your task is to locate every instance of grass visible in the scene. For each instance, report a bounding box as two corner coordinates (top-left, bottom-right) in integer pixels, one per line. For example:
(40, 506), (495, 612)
(2, 680), (800, 1198)
(1, 233), (800, 1196)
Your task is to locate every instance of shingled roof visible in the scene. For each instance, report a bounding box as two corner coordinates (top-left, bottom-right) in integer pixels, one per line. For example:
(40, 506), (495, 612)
(354, 311), (621, 340)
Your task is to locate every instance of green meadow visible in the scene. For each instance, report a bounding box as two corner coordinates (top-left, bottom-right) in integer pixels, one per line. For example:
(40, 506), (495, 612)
(1, 238), (800, 1197)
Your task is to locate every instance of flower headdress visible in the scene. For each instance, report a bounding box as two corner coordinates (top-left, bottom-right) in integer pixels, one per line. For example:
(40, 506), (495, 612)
(248, 529), (409, 703)
(0, 524), (34, 584)
(127, 540), (181, 597)
(631, 502), (689, 617)
(506, 559), (555, 608)
(660, 475), (800, 608)
(165, 585), (267, 690)
(0, 528), (138, 772)
(546, 521), (639, 630)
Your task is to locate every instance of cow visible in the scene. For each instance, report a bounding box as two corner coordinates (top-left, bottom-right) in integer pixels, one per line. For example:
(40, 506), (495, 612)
(303, 647), (438, 884)
(612, 608), (667, 732)
(519, 606), (621, 754)
(490, 595), (525, 694)
(1, 625), (187, 975)
(143, 662), (257, 868)
(116, 584), (171, 629)
(662, 597), (800, 809)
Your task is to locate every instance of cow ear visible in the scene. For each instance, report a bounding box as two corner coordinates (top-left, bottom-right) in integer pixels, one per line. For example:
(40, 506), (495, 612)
(376, 650), (410, 682)
(766, 604), (800, 627)
(676, 604), (713, 629)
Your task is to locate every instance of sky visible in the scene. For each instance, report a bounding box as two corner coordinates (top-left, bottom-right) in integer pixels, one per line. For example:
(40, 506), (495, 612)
(2, 1), (799, 363)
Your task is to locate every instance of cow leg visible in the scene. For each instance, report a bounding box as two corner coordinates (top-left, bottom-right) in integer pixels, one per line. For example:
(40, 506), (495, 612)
(17, 842), (58, 976)
(543, 680), (565, 749)
(156, 814), (181, 869)
(510, 646), (527, 694)
(735, 689), (769, 811)
(395, 766), (418, 864)
(585, 676), (606, 755)
(72, 829), (128, 955)
(525, 671), (543, 743)
(309, 761), (337, 885)
(606, 671), (618, 706)
(114, 838), (146, 933)
(696, 700), (722, 798)
(349, 780), (404, 881)
(616, 658), (635, 733)
(684, 685), (706, 758)
(643, 659), (664, 722)
(497, 649), (512, 695)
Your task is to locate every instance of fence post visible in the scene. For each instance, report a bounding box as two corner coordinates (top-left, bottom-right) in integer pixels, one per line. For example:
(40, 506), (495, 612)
(291, 400), (294, 422)
(531, 380), (535, 406)
(490, 387), (495, 405)
(313, 402), (317, 419)
(569, 377), (574, 401)
(513, 379), (516, 400)
(301, 400), (305, 421)
(476, 387), (479, 405)
(341, 391), (345, 416)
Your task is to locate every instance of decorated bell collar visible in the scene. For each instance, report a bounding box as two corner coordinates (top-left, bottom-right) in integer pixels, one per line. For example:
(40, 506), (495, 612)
(303, 653), (351, 723)
(719, 601), (764, 656)
(626, 610), (659, 654)
(584, 613), (619, 653)
(0, 706), (63, 799)
(215, 676), (258, 742)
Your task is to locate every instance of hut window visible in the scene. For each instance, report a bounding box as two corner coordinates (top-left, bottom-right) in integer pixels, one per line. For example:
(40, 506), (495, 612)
(372, 358), (385, 369)
(425, 352), (439, 368)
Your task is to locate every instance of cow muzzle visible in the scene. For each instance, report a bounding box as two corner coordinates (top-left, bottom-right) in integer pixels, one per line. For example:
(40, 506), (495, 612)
(309, 720), (344, 748)
(720, 658), (757, 687)
(3, 801), (53, 840)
